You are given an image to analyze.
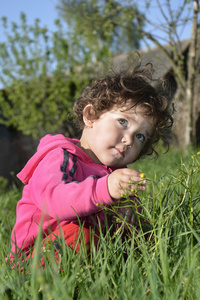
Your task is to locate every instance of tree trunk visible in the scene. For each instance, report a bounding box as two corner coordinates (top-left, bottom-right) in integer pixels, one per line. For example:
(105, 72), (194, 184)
(184, 0), (199, 148)
(193, 24), (200, 145)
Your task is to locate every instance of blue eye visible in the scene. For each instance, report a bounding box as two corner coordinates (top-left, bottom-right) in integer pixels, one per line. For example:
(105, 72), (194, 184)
(136, 133), (145, 143)
(118, 119), (128, 127)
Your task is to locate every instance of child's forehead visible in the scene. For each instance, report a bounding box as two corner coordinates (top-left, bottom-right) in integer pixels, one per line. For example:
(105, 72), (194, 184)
(111, 103), (146, 114)
(110, 104), (156, 125)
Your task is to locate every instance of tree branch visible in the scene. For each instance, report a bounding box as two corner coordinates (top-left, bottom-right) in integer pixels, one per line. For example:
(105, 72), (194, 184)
(142, 31), (187, 91)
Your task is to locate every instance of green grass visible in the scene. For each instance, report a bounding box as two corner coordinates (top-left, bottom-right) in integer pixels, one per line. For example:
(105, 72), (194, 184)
(1, 147), (200, 299)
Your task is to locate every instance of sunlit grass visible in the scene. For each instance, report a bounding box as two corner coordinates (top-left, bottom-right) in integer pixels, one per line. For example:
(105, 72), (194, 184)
(1, 146), (200, 299)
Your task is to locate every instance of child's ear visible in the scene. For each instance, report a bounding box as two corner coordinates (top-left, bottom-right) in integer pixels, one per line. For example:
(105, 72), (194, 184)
(82, 104), (96, 128)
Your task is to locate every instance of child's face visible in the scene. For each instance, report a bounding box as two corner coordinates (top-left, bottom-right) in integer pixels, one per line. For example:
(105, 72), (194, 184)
(79, 105), (154, 167)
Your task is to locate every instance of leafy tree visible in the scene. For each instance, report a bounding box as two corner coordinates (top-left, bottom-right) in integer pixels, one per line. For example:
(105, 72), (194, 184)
(0, 1), (144, 140)
(57, 0), (144, 58)
(0, 14), (92, 139)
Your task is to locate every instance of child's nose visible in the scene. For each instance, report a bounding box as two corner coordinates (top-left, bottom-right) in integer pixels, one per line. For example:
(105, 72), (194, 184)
(122, 133), (133, 146)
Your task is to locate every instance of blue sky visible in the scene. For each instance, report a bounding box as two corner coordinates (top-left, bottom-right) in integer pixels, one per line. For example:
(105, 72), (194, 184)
(0, 0), (192, 49)
(0, 0), (57, 31)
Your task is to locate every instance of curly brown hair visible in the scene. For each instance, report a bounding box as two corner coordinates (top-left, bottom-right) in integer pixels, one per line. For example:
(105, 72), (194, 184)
(73, 61), (174, 158)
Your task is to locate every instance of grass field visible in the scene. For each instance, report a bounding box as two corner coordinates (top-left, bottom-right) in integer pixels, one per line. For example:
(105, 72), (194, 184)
(0, 146), (200, 299)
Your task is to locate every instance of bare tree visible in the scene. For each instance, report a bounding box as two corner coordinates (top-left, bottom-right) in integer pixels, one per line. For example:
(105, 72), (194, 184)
(132, 0), (200, 148)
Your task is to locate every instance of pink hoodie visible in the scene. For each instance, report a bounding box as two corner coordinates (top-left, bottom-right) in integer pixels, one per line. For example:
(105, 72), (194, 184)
(10, 134), (117, 258)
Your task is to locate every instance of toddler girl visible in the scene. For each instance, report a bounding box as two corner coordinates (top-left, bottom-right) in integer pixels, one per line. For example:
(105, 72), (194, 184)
(9, 61), (173, 263)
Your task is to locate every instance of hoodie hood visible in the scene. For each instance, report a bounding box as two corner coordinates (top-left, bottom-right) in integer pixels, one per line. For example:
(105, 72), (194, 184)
(17, 134), (94, 184)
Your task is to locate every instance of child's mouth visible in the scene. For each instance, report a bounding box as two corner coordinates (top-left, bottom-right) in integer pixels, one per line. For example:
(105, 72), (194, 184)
(115, 148), (125, 157)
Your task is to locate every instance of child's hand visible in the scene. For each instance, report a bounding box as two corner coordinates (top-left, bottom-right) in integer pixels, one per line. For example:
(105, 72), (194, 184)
(107, 168), (146, 199)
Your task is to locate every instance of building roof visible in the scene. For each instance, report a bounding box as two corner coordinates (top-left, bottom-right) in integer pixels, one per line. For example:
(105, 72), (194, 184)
(112, 39), (191, 79)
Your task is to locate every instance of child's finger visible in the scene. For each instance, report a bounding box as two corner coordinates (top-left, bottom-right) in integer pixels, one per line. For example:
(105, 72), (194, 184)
(130, 184), (146, 192)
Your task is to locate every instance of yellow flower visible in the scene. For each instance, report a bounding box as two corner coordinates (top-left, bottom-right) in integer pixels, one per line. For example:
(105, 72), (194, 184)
(140, 172), (145, 179)
(197, 151), (200, 156)
(191, 154), (196, 159)
(115, 218), (121, 223)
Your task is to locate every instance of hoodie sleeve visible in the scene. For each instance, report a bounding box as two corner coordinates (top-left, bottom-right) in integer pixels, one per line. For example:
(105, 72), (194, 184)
(29, 147), (113, 220)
